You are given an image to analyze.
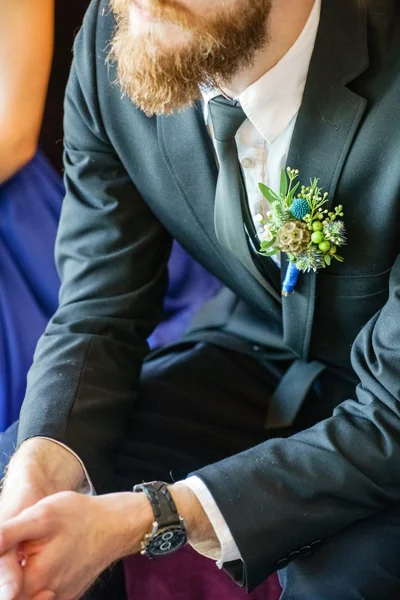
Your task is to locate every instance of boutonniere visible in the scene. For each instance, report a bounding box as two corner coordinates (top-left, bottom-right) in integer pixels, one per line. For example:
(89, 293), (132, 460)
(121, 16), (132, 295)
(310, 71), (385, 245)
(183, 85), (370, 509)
(257, 168), (346, 296)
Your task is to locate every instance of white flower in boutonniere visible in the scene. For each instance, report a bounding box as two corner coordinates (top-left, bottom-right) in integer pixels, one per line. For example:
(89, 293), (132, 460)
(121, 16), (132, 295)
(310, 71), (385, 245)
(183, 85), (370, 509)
(260, 224), (274, 242)
(258, 168), (347, 296)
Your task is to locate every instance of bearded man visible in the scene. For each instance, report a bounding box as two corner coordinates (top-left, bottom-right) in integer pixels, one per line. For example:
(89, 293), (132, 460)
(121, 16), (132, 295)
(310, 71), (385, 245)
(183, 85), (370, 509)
(1, 0), (400, 598)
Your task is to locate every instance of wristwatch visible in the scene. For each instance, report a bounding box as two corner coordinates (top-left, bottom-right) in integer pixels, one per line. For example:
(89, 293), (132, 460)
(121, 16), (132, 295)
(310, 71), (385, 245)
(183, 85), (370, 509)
(133, 481), (188, 558)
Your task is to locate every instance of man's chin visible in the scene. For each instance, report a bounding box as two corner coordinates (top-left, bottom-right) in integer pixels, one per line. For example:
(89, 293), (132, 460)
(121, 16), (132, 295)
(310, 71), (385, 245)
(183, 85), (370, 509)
(128, 16), (192, 48)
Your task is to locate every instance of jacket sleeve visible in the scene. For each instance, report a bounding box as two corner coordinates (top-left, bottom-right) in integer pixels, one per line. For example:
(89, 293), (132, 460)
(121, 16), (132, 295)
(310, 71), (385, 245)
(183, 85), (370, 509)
(17, 0), (172, 493)
(194, 255), (400, 591)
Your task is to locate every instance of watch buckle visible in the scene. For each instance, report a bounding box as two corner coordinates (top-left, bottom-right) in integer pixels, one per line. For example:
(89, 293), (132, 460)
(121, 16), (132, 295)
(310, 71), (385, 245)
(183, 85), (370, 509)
(140, 521), (159, 556)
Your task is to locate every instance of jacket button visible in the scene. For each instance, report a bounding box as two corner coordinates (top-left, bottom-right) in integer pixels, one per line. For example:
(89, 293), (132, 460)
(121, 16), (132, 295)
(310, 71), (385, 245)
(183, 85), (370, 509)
(310, 540), (322, 550)
(275, 557), (290, 570)
(288, 550), (301, 561)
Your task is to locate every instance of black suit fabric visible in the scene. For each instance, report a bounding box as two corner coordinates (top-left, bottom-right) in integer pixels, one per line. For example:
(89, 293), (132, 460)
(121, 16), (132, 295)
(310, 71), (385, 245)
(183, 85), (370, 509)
(17, 0), (400, 592)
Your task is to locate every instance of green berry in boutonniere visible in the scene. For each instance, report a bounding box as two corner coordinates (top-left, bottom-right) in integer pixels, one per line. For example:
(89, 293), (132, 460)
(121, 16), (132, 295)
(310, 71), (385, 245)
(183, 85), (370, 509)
(257, 167), (347, 296)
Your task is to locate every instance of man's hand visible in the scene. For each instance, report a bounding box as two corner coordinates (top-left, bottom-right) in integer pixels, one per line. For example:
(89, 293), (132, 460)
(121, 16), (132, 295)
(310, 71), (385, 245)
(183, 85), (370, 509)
(0, 490), (154, 600)
(0, 441), (221, 600)
(0, 438), (87, 599)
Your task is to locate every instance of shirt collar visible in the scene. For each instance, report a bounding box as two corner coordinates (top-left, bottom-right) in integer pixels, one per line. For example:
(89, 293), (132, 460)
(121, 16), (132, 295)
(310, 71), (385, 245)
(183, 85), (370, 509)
(201, 0), (321, 144)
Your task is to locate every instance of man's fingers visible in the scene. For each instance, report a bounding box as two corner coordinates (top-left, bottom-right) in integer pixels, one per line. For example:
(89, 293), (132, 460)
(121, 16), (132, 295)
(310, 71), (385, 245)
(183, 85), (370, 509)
(0, 550), (23, 600)
(0, 509), (50, 554)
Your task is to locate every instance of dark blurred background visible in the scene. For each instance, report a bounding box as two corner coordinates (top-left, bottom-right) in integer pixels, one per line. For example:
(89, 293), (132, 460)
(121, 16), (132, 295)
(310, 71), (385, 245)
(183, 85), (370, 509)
(40, 1), (89, 173)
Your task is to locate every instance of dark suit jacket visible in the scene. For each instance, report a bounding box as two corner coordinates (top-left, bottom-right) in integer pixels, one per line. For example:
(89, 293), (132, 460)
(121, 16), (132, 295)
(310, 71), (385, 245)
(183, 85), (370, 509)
(19, 0), (400, 591)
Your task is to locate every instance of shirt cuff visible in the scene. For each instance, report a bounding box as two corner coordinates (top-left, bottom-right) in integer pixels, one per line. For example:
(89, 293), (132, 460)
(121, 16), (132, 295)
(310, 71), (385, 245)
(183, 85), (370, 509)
(38, 437), (95, 496)
(184, 475), (242, 568)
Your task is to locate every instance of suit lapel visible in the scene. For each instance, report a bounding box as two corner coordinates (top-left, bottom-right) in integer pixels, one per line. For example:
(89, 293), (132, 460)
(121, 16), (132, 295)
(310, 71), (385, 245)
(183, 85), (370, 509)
(158, 101), (217, 237)
(282, 0), (369, 358)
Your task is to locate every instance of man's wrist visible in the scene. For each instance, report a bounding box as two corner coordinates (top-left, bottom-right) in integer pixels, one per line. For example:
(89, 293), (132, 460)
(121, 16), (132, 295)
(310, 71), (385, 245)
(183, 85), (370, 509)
(4, 437), (86, 494)
(98, 483), (221, 563)
(169, 482), (221, 560)
(98, 492), (154, 560)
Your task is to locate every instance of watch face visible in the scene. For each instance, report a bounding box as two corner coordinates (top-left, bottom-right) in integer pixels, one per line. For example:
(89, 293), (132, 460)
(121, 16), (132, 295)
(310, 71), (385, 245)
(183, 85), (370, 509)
(147, 527), (187, 557)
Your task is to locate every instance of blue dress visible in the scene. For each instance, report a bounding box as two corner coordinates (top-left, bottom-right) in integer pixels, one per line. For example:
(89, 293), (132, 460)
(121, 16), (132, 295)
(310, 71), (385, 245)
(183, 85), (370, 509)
(0, 152), (62, 430)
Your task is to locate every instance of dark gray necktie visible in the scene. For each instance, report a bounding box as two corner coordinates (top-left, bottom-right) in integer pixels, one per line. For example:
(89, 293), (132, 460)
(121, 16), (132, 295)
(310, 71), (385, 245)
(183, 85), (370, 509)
(208, 96), (276, 292)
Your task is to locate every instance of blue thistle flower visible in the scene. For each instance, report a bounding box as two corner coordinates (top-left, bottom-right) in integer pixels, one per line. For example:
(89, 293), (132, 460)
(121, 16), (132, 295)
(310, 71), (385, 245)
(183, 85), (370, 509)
(290, 197), (311, 220)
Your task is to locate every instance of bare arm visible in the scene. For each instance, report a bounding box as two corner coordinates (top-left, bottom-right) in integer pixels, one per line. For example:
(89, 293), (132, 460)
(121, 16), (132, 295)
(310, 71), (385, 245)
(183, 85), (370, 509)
(0, 0), (54, 183)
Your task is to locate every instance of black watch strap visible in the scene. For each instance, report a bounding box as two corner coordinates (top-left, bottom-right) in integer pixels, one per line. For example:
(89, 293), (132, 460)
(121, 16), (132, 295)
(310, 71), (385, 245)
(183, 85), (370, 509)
(133, 481), (181, 528)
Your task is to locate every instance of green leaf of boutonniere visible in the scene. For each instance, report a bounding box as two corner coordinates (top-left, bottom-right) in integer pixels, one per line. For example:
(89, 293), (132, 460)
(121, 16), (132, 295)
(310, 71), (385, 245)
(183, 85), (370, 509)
(260, 238), (276, 250)
(258, 183), (280, 204)
(287, 181), (300, 206)
(280, 168), (288, 198)
(259, 247), (279, 257)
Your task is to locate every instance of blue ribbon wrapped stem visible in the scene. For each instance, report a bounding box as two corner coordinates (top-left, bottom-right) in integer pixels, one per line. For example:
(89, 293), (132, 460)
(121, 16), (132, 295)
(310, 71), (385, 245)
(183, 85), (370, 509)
(282, 262), (300, 296)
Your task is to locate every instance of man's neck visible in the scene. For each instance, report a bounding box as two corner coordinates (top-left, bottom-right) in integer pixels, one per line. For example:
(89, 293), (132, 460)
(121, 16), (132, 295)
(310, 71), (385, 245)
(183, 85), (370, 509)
(220, 0), (315, 99)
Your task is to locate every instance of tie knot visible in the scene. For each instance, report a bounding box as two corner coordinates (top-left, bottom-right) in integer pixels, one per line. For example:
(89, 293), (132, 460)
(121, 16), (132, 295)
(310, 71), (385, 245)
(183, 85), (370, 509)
(208, 96), (247, 142)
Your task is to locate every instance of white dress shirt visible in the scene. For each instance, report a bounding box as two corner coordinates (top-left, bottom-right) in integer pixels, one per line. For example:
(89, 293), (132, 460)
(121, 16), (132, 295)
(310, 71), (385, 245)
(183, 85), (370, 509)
(40, 0), (321, 572)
